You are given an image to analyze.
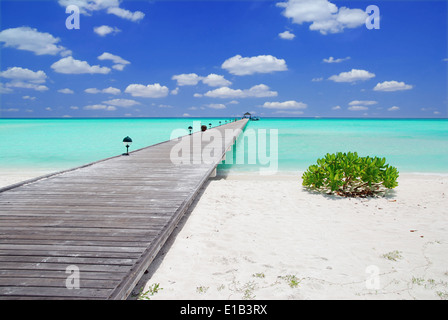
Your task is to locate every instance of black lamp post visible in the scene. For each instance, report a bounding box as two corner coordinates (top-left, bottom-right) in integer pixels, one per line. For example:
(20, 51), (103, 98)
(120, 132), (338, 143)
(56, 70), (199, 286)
(209, 123), (212, 129)
(219, 121), (221, 126)
(123, 136), (132, 156)
(188, 126), (193, 135)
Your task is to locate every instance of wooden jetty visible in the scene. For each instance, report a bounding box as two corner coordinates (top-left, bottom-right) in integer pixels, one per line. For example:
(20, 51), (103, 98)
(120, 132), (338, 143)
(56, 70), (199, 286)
(0, 119), (248, 299)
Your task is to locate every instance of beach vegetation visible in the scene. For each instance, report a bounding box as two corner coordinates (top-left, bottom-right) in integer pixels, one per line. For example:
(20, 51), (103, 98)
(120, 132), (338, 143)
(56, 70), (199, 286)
(137, 283), (163, 300)
(382, 250), (403, 261)
(278, 274), (301, 288)
(302, 152), (399, 197)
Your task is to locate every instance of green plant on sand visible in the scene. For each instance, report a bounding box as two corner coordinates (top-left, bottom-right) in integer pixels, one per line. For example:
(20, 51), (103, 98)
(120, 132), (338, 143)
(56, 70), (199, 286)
(302, 152), (399, 197)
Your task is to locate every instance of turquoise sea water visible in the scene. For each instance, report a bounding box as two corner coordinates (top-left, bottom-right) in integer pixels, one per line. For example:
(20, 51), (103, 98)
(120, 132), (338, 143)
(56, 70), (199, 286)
(0, 118), (447, 175)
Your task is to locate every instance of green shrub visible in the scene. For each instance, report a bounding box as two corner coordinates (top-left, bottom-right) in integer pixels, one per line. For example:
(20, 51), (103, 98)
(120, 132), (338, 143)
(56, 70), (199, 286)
(302, 152), (399, 197)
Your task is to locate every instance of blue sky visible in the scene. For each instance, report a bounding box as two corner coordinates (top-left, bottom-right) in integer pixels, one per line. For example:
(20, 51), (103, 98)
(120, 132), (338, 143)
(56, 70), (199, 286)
(0, 0), (447, 118)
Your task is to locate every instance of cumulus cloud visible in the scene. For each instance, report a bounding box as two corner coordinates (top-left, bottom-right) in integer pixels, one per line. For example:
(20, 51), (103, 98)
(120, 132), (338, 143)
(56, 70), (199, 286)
(0, 67), (47, 83)
(97, 52), (130, 71)
(172, 73), (202, 86)
(0, 27), (71, 56)
(102, 98), (140, 107)
(5, 81), (48, 92)
(388, 106), (400, 111)
(58, 0), (144, 22)
(51, 56), (110, 74)
(0, 83), (13, 94)
(348, 105), (369, 111)
(84, 87), (121, 95)
(278, 30), (296, 40)
(373, 81), (413, 92)
(83, 104), (117, 111)
(323, 56), (350, 63)
(261, 100), (307, 109)
(328, 69), (375, 83)
(172, 73), (231, 87)
(107, 7), (145, 22)
(202, 84), (277, 99)
(1, 67), (49, 93)
(93, 25), (121, 36)
(277, 0), (367, 35)
(202, 74), (232, 87)
(125, 83), (169, 98)
(58, 88), (74, 94)
(348, 100), (377, 106)
(221, 55), (288, 76)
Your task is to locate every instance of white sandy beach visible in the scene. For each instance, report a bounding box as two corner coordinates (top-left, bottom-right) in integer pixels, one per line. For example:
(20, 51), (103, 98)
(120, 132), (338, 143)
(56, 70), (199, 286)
(1, 170), (447, 300)
(134, 172), (448, 300)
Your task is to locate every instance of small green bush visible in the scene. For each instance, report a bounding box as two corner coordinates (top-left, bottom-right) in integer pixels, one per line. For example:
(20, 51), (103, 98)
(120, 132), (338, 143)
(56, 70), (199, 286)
(302, 152), (399, 197)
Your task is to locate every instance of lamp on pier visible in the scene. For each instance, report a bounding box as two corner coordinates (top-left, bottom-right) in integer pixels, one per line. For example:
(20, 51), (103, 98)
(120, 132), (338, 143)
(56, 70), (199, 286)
(122, 136), (132, 156)
(188, 126), (193, 135)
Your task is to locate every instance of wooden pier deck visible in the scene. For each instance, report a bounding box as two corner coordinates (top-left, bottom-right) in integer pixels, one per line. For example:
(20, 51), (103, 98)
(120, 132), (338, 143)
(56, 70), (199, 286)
(0, 119), (248, 299)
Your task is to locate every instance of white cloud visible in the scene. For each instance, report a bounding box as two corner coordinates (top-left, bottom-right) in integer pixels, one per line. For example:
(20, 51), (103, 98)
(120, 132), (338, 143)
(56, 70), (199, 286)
(5, 81), (48, 92)
(277, 0), (367, 35)
(328, 69), (375, 83)
(85, 88), (101, 94)
(0, 83), (13, 94)
(102, 87), (121, 95)
(202, 84), (278, 99)
(125, 83), (169, 98)
(172, 73), (231, 87)
(373, 81), (413, 92)
(0, 67), (47, 83)
(58, 88), (74, 94)
(0, 108), (19, 112)
(102, 98), (140, 107)
(112, 64), (126, 71)
(98, 52), (130, 65)
(58, 0), (120, 13)
(171, 87), (179, 95)
(172, 73), (202, 86)
(312, 77), (323, 82)
(388, 106), (400, 111)
(332, 105), (341, 110)
(98, 52), (130, 71)
(323, 56), (350, 63)
(348, 100), (377, 106)
(207, 103), (226, 110)
(278, 30), (296, 40)
(85, 87), (121, 95)
(58, 0), (144, 22)
(0, 27), (70, 56)
(261, 100), (307, 109)
(221, 55), (288, 76)
(107, 7), (145, 22)
(51, 56), (110, 74)
(22, 95), (36, 100)
(83, 104), (117, 111)
(202, 74), (232, 87)
(93, 25), (121, 36)
(348, 105), (369, 111)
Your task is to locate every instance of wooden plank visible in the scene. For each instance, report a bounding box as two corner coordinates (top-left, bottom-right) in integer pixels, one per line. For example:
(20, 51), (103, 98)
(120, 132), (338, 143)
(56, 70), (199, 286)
(0, 119), (248, 299)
